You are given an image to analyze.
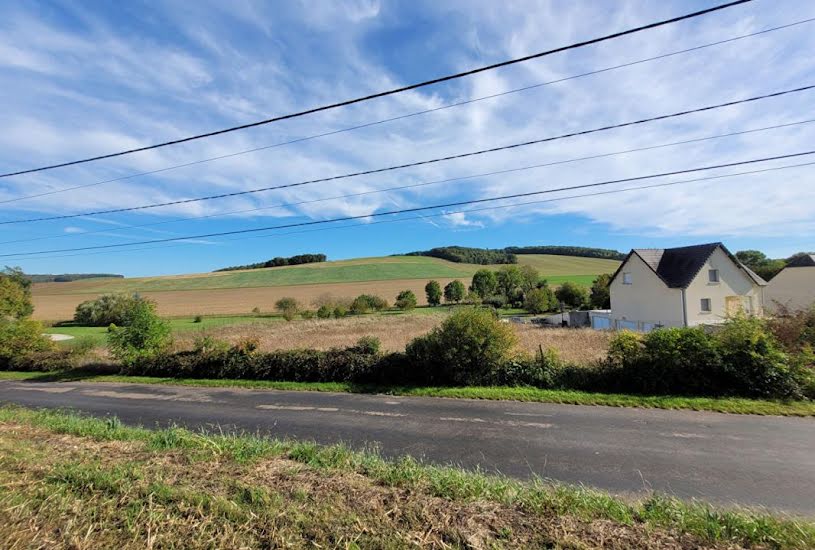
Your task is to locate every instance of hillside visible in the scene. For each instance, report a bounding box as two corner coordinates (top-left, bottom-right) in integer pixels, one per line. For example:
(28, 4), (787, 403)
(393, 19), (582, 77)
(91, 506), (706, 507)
(33, 255), (619, 295)
(30, 254), (620, 320)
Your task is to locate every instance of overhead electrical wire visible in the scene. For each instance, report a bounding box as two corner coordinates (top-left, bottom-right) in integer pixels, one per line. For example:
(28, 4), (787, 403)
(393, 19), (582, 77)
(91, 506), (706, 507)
(0, 0), (752, 179)
(3, 13), (810, 205)
(5, 157), (814, 263)
(3, 149), (813, 259)
(2, 83), (812, 226)
(3, 117), (814, 246)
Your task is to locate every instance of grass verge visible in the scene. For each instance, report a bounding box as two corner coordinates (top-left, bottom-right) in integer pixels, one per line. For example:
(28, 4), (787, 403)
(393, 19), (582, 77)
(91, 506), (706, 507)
(1, 370), (813, 416)
(0, 404), (812, 549)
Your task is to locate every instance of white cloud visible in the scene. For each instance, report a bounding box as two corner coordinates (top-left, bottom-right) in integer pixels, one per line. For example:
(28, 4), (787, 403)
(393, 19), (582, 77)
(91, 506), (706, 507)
(1, 0), (814, 259)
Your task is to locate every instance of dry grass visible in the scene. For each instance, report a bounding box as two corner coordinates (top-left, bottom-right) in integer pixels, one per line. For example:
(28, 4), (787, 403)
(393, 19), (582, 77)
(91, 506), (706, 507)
(175, 313), (612, 362)
(0, 419), (729, 549)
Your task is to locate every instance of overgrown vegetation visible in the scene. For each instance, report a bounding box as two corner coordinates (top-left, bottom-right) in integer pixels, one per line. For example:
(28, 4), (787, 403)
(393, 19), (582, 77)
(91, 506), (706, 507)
(107, 298), (172, 365)
(2, 406), (812, 548)
(504, 245), (626, 260)
(735, 249), (815, 281)
(215, 253), (327, 272)
(395, 290), (417, 311)
(74, 293), (149, 326)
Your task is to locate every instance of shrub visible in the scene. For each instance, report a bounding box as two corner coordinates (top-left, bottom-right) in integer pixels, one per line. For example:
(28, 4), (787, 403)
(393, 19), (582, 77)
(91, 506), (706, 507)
(425, 280), (442, 306)
(443, 280), (466, 304)
(767, 304), (815, 353)
(523, 287), (556, 314)
(252, 307), (261, 315)
(555, 282), (589, 309)
(301, 310), (315, 320)
(350, 294), (388, 314)
(470, 269), (497, 299)
(316, 305), (333, 319)
(405, 308), (517, 385)
(275, 297), (299, 321)
(108, 299), (172, 366)
(0, 318), (52, 364)
(333, 305), (348, 318)
(395, 290), (417, 311)
(74, 293), (146, 326)
(193, 315), (203, 323)
(483, 294), (507, 309)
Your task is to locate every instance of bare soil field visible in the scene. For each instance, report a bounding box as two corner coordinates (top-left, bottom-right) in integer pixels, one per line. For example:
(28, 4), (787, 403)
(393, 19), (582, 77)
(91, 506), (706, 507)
(175, 315), (613, 364)
(31, 278), (463, 321)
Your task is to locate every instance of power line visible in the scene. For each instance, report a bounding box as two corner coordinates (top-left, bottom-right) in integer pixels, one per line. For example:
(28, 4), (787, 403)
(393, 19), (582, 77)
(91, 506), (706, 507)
(4, 117), (814, 246)
(4, 14), (810, 205)
(3, 149), (813, 258)
(6, 157), (815, 263)
(4, 83), (812, 226)
(0, 0), (752, 179)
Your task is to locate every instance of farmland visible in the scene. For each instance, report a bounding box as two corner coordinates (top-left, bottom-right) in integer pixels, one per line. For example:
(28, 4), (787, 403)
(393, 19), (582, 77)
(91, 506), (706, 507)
(31, 254), (619, 320)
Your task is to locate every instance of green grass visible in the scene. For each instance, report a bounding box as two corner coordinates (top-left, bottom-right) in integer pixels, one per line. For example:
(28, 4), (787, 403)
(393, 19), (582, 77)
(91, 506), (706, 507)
(2, 370), (813, 416)
(0, 405), (812, 548)
(37, 254), (618, 295)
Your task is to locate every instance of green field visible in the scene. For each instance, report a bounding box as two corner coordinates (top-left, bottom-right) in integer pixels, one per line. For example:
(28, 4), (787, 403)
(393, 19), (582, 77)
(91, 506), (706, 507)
(37, 254), (620, 295)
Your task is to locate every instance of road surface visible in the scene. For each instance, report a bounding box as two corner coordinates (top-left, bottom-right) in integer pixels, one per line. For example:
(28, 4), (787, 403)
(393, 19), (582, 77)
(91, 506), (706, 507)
(1, 379), (813, 515)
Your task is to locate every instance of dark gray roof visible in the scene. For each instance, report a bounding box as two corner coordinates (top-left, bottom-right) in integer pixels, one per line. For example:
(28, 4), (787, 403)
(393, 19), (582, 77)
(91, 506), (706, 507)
(611, 242), (767, 288)
(787, 254), (815, 268)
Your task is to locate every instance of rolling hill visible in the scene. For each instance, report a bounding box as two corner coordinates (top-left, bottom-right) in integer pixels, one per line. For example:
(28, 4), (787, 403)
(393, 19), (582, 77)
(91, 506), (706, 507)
(30, 255), (620, 320)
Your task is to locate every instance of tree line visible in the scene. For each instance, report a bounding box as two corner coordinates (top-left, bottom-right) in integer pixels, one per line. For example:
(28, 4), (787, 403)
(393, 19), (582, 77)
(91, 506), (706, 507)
(735, 250), (815, 281)
(404, 244), (626, 264)
(215, 253), (327, 272)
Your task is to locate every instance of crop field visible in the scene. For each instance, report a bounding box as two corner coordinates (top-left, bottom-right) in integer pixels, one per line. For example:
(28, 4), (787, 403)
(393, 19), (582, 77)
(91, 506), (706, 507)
(31, 254), (619, 321)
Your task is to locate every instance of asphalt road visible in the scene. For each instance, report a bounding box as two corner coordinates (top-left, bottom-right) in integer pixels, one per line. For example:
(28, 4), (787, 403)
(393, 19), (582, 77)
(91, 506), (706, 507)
(1, 379), (813, 515)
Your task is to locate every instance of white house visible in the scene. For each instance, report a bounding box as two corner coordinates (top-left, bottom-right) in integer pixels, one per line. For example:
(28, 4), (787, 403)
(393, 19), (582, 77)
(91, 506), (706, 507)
(765, 254), (815, 312)
(607, 243), (766, 331)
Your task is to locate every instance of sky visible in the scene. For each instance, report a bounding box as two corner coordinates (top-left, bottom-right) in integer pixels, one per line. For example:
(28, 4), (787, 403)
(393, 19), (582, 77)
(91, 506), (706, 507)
(0, 0), (814, 277)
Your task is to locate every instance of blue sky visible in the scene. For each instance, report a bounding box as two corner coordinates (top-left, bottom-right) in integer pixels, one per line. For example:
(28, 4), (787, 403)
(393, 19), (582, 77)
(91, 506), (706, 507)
(1, 0), (814, 277)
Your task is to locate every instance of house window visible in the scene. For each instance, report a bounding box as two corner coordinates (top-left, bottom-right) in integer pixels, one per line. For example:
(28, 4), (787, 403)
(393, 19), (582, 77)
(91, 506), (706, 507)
(622, 272), (632, 285)
(700, 298), (712, 312)
(708, 269), (719, 283)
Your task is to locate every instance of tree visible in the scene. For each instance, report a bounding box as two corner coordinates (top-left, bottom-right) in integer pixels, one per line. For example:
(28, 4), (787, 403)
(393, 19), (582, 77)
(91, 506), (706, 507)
(395, 290), (417, 311)
(735, 250), (785, 281)
(470, 269), (497, 299)
(275, 297), (300, 321)
(519, 265), (540, 294)
(108, 298), (171, 365)
(496, 265), (523, 302)
(443, 280), (466, 303)
(524, 286), (556, 314)
(555, 282), (589, 309)
(74, 293), (146, 326)
(0, 267), (33, 319)
(590, 274), (612, 309)
(425, 280), (442, 306)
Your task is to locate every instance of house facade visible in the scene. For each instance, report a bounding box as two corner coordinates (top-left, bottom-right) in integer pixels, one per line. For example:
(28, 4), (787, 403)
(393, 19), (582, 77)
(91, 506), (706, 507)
(608, 243), (766, 331)
(765, 254), (815, 312)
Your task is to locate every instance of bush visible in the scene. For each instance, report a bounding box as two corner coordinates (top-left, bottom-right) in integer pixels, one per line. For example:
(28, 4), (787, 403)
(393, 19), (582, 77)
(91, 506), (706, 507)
(590, 274), (612, 309)
(405, 308), (517, 385)
(0, 267), (33, 320)
(74, 293), (146, 326)
(301, 310), (314, 320)
(767, 304), (815, 353)
(555, 282), (589, 309)
(482, 294), (507, 309)
(523, 287), (556, 314)
(0, 318), (52, 364)
(108, 299), (172, 366)
(443, 280), (466, 304)
(252, 307), (261, 315)
(350, 294), (388, 315)
(316, 305), (333, 319)
(193, 315), (203, 323)
(395, 290), (417, 311)
(333, 305), (348, 318)
(275, 297), (299, 321)
(425, 280), (442, 306)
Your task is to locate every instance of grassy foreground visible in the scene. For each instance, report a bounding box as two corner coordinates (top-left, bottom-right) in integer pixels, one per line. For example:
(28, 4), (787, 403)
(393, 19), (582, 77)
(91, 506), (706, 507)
(0, 405), (812, 549)
(2, 370), (814, 416)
